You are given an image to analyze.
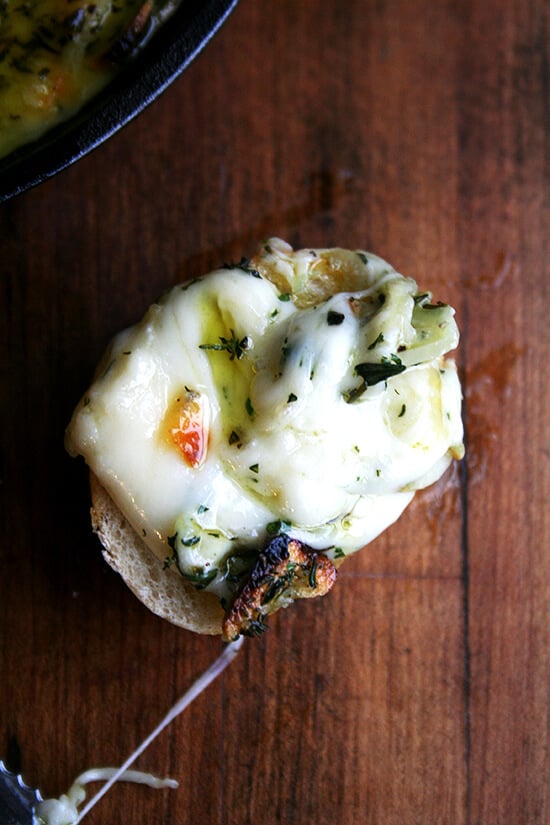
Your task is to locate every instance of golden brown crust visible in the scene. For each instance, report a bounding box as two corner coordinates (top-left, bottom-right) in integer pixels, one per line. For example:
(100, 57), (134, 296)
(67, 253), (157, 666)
(89, 475), (338, 638)
(221, 535), (337, 642)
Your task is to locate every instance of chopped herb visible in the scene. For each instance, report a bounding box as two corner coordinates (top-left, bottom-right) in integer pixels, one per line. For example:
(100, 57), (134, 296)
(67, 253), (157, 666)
(344, 359), (406, 402)
(223, 257), (261, 278)
(197, 504), (209, 514)
(279, 339), (292, 373)
(333, 547), (346, 559)
(327, 310), (345, 326)
(167, 531), (200, 549)
(356, 252), (368, 265)
(414, 292), (430, 304)
(222, 549), (258, 588)
(199, 329), (251, 361)
(262, 575), (291, 604)
(228, 430), (241, 445)
(181, 535), (200, 547)
(245, 397), (255, 417)
(398, 403), (406, 417)
(342, 383), (367, 403)
(278, 293), (291, 302)
(287, 392), (298, 403)
(249, 463), (259, 473)
(266, 519), (292, 535)
(243, 617), (269, 637)
(308, 554), (318, 588)
(376, 468), (382, 477)
(382, 353), (404, 366)
(368, 332), (384, 350)
(180, 567), (218, 589)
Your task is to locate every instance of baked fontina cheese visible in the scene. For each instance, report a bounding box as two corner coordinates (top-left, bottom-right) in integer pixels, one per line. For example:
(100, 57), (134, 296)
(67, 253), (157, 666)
(66, 240), (464, 639)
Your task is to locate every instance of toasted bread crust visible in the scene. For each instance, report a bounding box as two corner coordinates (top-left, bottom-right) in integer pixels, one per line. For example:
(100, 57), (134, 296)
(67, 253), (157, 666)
(89, 474), (224, 635)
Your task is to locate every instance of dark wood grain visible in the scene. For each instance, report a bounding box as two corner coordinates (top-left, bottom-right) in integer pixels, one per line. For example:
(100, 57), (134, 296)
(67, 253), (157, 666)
(1, 1), (548, 824)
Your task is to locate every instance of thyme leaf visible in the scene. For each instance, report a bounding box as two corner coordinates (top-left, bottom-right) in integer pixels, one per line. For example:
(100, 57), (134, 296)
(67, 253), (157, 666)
(367, 332), (384, 350)
(199, 329), (251, 361)
(343, 357), (406, 403)
(355, 359), (405, 385)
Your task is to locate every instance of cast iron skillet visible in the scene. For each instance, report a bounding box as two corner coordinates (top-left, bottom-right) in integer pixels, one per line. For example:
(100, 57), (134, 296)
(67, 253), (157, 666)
(0, 0), (239, 203)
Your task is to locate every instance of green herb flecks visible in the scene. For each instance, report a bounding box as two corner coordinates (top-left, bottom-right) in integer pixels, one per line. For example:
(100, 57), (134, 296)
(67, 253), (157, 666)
(367, 332), (384, 350)
(266, 519), (292, 535)
(327, 310), (345, 326)
(164, 532), (217, 589)
(179, 567), (218, 589)
(308, 554), (318, 588)
(223, 257), (261, 278)
(199, 329), (251, 361)
(244, 617), (269, 636)
(343, 356), (406, 403)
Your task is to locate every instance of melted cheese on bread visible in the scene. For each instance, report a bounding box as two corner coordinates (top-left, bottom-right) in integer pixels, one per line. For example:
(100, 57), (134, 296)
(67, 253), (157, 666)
(66, 240), (463, 603)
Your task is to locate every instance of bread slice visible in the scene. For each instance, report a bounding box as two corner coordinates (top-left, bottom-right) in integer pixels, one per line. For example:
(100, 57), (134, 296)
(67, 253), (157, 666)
(85, 243), (375, 636)
(90, 473), (224, 634)
(71, 241), (462, 638)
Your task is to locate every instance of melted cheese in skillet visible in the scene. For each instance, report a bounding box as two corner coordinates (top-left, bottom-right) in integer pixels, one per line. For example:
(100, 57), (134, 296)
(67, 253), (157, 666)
(66, 242), (463, 601)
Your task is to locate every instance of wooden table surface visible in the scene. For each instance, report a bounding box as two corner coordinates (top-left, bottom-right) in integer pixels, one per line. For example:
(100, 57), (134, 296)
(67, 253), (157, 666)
(1, 1), (548, 823)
